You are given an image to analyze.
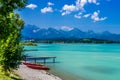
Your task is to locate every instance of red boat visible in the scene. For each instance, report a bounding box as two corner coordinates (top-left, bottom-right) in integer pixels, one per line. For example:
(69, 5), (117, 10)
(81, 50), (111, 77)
(23, 62), (43, 66)
(27, 65), (50, 70)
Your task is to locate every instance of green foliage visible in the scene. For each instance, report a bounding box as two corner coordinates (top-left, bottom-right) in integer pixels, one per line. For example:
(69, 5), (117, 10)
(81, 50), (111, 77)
(0, 13), (24, 73)
(0, 0), (27, 15)
(0, 66), (23, 80)
(0, 0), (27, 74)
(21, 42), (37, 46)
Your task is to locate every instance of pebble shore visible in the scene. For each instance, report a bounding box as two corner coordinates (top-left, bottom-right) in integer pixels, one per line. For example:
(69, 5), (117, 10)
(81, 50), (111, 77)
(16, 64), (62, 80)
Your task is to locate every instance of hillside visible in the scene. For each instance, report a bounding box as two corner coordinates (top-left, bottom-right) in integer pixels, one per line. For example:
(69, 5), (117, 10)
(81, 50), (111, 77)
(22, 25), (120, 42)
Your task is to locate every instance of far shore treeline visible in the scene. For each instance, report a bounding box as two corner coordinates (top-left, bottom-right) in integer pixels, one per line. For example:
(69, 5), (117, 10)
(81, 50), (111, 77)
(23, 38), (120, 44)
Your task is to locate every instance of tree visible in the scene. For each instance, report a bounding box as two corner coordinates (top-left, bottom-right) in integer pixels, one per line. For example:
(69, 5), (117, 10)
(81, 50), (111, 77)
(0, 0), (27, 74)
(0, 0), (27, 15)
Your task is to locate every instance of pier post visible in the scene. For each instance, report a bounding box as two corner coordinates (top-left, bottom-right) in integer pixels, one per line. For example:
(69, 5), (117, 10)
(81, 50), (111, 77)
(34, 58), (36, 63)
(53, 57), (55, 63)
(25, 56), (26, 63)
(44, 58), (46, 64)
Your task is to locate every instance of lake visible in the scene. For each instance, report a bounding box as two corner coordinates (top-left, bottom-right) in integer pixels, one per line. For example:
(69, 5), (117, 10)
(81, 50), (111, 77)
(24, 44), (120, 80)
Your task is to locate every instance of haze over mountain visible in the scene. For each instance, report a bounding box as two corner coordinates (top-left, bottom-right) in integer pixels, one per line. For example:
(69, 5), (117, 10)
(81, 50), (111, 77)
(22, 25), (120, 41)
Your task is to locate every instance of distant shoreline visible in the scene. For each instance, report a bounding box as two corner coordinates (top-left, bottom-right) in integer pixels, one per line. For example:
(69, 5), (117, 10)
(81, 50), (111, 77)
(24, 38), (120, 44)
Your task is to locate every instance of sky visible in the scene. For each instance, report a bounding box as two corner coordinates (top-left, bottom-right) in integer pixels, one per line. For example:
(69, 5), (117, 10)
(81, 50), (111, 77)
(19, 0), (120, 34)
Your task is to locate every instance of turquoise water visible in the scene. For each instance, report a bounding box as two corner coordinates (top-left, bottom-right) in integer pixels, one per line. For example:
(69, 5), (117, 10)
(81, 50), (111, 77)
(24, 44), (120, 80)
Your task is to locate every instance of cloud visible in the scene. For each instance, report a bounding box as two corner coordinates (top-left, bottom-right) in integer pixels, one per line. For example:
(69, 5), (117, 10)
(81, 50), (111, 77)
(26, 4), (37, 9)
(40, 2), (54, 14)
(61, 0), (86, 16)
(61, 0), (100, 16)
(83, 14), (91, 18)
(88, 0), (100, 5)
(60, 26), (74, 31)
(91, 10), (107, 22)
(74, 12), (82, 19)
(62, 12), (70, 16)
(61, 0), (107, 22)
(74, 15), (81, 19)
(76, 0), (99, 10)
(48, 2), (54, 6)
(75, 0), (100, 10)
(62, 4), (77, 11)
(62, 4), (77, 16)
(41, 7), (53, 13)
(76, 0), (87, 9)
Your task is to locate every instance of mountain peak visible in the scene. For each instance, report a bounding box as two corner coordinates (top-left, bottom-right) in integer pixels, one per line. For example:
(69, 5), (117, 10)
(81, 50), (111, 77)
(22, 25), (120, 41)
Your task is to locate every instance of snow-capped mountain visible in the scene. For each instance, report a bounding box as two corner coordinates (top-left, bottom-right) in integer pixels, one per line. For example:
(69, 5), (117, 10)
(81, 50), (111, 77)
(22, 25), (120, 41)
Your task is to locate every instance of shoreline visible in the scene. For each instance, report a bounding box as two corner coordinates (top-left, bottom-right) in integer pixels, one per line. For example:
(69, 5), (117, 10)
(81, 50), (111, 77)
(49, 68), (79, 80)
(16, 64), (62, 80)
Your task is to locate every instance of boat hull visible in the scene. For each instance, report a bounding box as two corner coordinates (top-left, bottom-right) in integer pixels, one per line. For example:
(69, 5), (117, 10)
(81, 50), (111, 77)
(27, 65), (50, 70)
(23, 62), (43, 66)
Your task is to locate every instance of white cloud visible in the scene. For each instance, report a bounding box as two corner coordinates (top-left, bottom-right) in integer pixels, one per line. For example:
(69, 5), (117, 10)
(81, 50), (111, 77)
(76, 0), (87, 9)
(61, 0), (86, 16)
(62, 4), (77, 11)
(83, 14), (91, 18)
(88, 0), (100, 5)
(61, 0), (100, 16)
(26, 4), (37, 9)
(74, 15), (81, 19)
(76, 0), (99, 10)
(41, 7), (53, 13)
(62, 4), (77, 16)
(74, 12), (82, 19)
(88, 0), (92, 3)
(60, 26), (74, 31)
(62, 12), (70, 16)
(48, 2), (54, 6)
(91, 10), (107, 22)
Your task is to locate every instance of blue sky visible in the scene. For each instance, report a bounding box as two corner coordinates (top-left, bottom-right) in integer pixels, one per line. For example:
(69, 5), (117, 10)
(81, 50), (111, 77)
(19, 0), (120, 34)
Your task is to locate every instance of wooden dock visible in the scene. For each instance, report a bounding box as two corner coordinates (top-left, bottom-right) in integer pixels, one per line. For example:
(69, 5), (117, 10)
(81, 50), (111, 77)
(26, 56), (56, 63)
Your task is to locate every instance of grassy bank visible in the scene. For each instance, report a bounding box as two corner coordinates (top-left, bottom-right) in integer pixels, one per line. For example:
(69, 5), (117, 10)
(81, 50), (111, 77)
(0, 66), (22, 80)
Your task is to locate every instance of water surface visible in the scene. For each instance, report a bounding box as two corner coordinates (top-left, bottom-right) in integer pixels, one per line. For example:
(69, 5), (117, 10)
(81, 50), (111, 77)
(24, 44), (120, 80)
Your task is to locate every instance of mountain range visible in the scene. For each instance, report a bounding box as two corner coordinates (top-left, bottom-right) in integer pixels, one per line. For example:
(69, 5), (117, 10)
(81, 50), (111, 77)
(22, 25), (120, 41)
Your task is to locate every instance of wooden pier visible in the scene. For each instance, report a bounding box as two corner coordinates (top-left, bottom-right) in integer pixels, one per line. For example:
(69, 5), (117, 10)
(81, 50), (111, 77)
(26, 56), (56, 64)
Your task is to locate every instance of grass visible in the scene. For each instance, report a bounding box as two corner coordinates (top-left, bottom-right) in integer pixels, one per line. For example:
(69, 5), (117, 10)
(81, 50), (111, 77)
(0, 66), (23, 80)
